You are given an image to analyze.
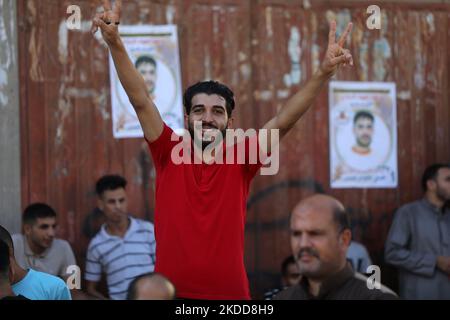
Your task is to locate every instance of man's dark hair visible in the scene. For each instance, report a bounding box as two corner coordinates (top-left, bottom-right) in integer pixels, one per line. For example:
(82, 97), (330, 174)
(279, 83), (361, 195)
(0, 225), (13, 252)
(183, 81), (235, 117)
(127, 272), (176, 300)
(421, 163), (450, 192)
(353, 110), (374, 124)
(23, 203), (57, 225)
(135, 55), (156, 69)
(96, 175), (127, 197)
(333, 204), (351, 233)
(281, 255), (296, 277)
(0, 239), (10, 279)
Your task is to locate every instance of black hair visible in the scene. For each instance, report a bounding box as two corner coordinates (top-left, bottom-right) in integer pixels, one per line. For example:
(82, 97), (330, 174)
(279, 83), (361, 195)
(333, 204), (351, 233)
(135, 55), (156, 69)
(353, 110), (374, 124)
(0, 225), (13, 252)
(127, 272), (176, 300)
(183, 81), (235, 117)
(23, 203), (57, 225)
(421, 163), (450, 192)
(96, 175), (127, 197)
(0, 239), (10, 278)
(281, 255), (296, 277)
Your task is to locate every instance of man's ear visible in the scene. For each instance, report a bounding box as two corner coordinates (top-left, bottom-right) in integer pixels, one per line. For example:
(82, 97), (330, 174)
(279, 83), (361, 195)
(426, 179), (436, 192)
(97, 197), (104, 211)
(340, 229), (352, 248)
(227, 117), (234, 129)
(184, 113), (189, 128)
(23, 223), (32, 236)
(8, 261), (15, 283)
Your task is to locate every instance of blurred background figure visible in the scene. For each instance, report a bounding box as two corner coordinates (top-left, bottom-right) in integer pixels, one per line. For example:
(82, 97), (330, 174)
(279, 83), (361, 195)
(264, 255), (301, 300)
(385, 163), (450, 299)
(127, 272), (176, 300)
(85, 175), (156, 300)
(12, 203), (76, 280)
(12, 203), (89, 299)
(347, 240), (373, 274)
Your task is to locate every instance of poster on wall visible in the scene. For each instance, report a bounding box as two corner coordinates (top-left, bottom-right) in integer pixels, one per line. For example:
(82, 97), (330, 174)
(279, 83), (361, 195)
(109, 25), (184, 139)
(329, 81), (398, 188)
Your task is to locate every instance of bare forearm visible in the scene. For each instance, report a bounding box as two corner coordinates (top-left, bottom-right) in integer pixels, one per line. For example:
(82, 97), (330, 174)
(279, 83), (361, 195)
(275, 68), (332, 130)
(108, 39), (151, 108)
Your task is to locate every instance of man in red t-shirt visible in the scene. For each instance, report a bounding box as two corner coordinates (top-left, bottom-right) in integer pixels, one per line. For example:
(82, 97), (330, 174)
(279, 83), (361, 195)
(92, 0), (353, 299)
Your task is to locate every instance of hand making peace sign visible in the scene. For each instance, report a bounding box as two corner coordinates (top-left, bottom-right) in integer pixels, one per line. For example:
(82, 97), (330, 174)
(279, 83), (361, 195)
(320, 21), (354, 75)
(91, 0), (122, 46)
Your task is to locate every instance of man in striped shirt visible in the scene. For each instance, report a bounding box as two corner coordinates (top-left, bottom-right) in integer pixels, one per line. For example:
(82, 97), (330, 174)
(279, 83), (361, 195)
(85, 175), (156, 300)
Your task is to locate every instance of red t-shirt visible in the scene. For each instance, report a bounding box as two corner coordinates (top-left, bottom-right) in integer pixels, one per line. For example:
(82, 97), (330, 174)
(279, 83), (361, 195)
(147, 124), (264, 299)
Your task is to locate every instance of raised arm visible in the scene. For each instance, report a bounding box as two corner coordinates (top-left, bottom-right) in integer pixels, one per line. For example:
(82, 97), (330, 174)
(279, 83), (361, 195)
(262, 21), (353, 153)
(91, 0), (164, 142)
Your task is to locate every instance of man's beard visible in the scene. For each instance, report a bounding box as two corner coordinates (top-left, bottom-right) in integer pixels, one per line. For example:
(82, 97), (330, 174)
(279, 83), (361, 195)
(436, 184), (450, 203)
(295, 247), (321, 276)
(357, 136), (371, 148)
(188, 123), (227, 151)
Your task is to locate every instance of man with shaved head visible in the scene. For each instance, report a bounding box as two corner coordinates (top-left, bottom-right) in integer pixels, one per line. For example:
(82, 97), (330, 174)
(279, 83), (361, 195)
(275, 195), (396, 300)
(127, 272), (176, 300)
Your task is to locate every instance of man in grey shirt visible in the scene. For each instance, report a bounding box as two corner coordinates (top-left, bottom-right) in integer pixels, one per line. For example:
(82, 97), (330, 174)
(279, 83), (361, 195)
(12, 203), (76, 280)
(385, 163), (450, 299)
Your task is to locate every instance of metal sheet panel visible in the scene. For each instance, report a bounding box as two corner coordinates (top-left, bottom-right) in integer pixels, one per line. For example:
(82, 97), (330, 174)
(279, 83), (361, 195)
(17, 0), (450, 298)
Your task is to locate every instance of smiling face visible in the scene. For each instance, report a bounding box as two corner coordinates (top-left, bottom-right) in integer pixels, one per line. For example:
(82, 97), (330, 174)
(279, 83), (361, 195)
(290, 197), (351, 281)
(186, 93), (233, 148)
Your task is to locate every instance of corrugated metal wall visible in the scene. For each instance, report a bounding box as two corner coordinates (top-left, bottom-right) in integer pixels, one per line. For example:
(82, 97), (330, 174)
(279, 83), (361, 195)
(17, 0), (450, 298)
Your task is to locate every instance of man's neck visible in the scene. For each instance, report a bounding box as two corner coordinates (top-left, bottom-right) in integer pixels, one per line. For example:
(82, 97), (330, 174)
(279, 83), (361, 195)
(11, 260), (28, 285)
(25, 235), (46, 256)
(307, 278), (322, 297)
(306, 262), (348, 297)
(425, 192), (445, 210)
(106, 217), (130, 237)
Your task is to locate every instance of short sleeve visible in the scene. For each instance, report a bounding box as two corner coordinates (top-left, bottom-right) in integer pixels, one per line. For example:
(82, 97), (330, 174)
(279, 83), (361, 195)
(57, 282), (72, 300)
(85, 242), (102, 282)
(60, 241), (77, 278)
(243, 133), (271, 179)
(146, 122), (180, 172)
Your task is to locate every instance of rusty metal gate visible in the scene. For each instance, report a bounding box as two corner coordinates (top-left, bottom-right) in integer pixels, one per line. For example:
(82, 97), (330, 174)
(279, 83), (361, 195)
(17, 0), (450, 297)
